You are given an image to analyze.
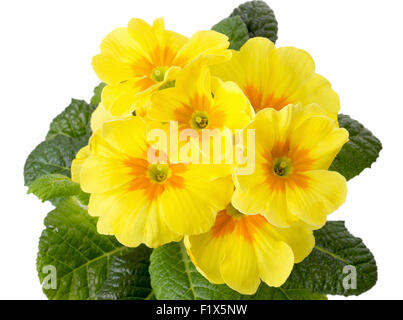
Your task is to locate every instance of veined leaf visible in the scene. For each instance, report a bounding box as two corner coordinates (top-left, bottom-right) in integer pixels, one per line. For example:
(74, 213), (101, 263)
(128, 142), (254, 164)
(230, 0), (278, 43)
(24, 96), (96, 187)
(46, 99), (95, 140)
(212, 16), (249, 50)
(37, 198), (152, 300)
(90, 83), (106, 106)
(284, 221), (377, 296)
(330, 114), (382, 180)
(24, 134), (88, 186)
(28, 173), (87, 203)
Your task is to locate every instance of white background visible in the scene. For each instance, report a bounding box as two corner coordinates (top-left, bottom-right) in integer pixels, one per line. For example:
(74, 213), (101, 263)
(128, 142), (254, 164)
(0, 0), (401, 300)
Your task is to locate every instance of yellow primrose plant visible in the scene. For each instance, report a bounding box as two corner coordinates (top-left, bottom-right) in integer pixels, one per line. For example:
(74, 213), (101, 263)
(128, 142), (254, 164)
(24, 1), (381, 300)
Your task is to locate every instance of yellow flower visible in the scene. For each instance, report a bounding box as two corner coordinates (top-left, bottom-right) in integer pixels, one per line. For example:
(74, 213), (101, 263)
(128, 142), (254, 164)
(92, 18), (231, 116)
(232, 104), (349, 228)
(148, 58), (254, 168)
(148, 58), (254, 131)
(211, 37), (340, 120)
(78, 117), (233, 248)
(185, 204), (315, 294)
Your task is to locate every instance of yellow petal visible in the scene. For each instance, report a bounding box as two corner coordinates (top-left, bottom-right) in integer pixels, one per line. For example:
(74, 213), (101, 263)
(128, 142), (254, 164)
(286, 170), (347, 227)
(210, 49), (246, 87)
(126, 18), (158, 61)
(267, 46), (315, 102)
(180, 60), (211, 98)
(71, 145), (90, 183)
(211, 77), (252, 129)
(90, 103), (130, 132)
(80, 155), (133, 194)
(89, 187), (181, 247)
(290, 115), (349, 169)
(174, 30), (230, 66)
(148, 87), (184, 123)
(232, 186), (299, 227)
(220, 231), (261, 294)
(100, 117), (149, 159)
(159, 187), (216, 235)
(160, 174), (232, 235)
(252, 226), (295, 287)
(102, 80), (149, 116)
(92, 27), (144, 85)
(291, 73), (340, 120)
(261, 222), (315, 263)
(239, 37), (275, 88)
(185, 234), (227, 284)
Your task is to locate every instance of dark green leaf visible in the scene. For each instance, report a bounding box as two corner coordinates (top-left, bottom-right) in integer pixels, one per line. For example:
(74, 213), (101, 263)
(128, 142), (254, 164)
(90, 83), (106, 106)
(212, 16), (249, 50)
(96, 246), (155, 300)
(230, 0), (278, 43)
(37, 198), (153, 300)
(330, 114), (382, 180)
(24, 97), (95, 187)
(46, 99), (95, 140)
(24, 134), (88, 186)
(285, 221), (378, 296)
(149, 242), (325, 300)
(28, 173), (86, 202)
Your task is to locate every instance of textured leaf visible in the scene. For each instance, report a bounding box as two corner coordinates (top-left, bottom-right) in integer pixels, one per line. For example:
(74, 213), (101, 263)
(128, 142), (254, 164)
(149, 242), (325, 300)
(28, 174), (86, 202)
(24, 134), (88, 186)
(212, 16), (249, 50)
(285, 221), (378, 296)
(90, 83), (106, 106)
(330, 114), (382, 180)
(46, 99), (95, 140)
(96, 247), (155, 300)
(230, 0), (278, 43)
(24, 97), (95, 187)
(37, 198), (153, 300)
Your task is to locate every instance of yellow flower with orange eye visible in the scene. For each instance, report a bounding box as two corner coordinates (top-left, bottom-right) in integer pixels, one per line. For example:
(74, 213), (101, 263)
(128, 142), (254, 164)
(77, 117), (233, 248)
(148, 58), (254, 168)
(92, 17), (231, 116)
(148, 58), (254, 131)
(232, 104), (349, 228)
(211, 37), (340, 120)
(185, 204), (315, 295)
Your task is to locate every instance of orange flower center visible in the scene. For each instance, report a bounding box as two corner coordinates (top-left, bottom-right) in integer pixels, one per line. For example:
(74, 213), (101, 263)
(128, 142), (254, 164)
(263, 140), (314, 191)
(124, 157), (186, 201)
(212, 205), (268, 243)
(243, 84), (290, 112)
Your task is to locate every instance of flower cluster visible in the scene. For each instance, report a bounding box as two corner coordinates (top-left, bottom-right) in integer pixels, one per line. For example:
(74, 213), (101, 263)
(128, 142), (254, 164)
(72, 17), (349, 295)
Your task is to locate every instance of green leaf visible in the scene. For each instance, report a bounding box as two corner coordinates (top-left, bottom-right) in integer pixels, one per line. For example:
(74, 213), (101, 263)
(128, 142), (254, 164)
(90, 82), (106, 106)
(24, 98), (95, 187)
(330, 114), (382, 180)
(28, 174), (87, 202)
(46, 99), (95, 140)
(37, 198), (153, 300)
(285, 221), (378, 296)
(24, 134), (88, 187)
(230, 0), (278, 43)
(96, 247), (155, 300)
(149, 242), (325, 300)
(212, 16), (249, 50)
